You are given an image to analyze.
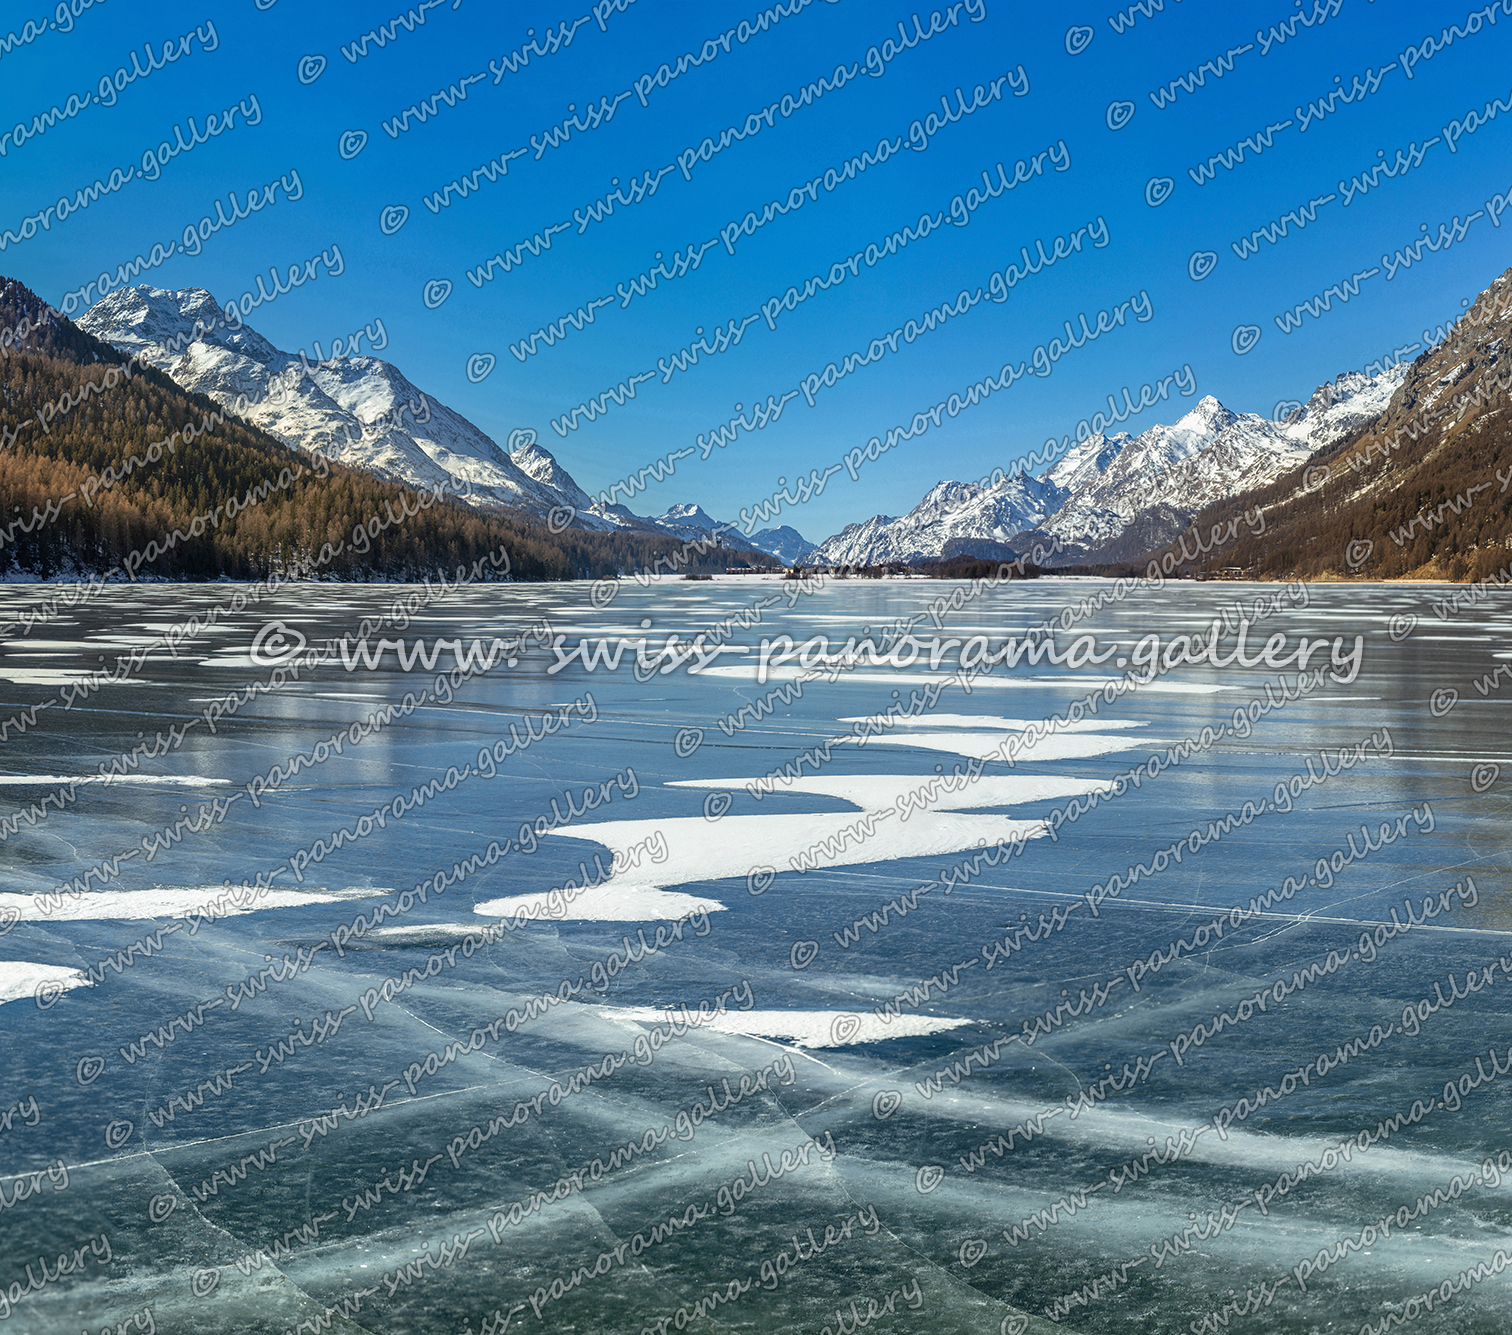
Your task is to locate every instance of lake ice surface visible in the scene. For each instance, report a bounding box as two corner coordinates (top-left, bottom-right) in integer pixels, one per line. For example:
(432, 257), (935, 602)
(0, 578), (1508, 1333)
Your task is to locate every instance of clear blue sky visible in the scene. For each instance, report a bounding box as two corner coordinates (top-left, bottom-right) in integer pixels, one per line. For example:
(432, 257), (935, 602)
(4, 0), (1510, 541)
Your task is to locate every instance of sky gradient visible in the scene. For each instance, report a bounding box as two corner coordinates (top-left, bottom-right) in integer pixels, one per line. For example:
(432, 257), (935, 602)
(4, 0), (1510, 541)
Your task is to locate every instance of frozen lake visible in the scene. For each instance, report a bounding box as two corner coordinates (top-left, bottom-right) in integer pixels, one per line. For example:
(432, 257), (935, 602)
(1, 574), (1509, 1334)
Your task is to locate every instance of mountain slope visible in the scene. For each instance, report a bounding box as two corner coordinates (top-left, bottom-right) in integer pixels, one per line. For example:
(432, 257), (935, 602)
(749, 525), (817, 563)
(1042, 397), (1308, 555)
(79, 286), (807, 561)
(0, 278), (778, 584)
(646, 503), (766, 556)
(810, 474), (1062, 566)
(809, 368), (1407, 567)
(1138, 268), (1512, 581)
(77, 285), (573, 517)
(509, 431), (595, 511)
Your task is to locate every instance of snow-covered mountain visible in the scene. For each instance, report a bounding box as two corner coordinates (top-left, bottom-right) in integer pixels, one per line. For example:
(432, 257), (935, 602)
(77, 286), (812, 560)
(1186, 265), (1512, 579)
(748, 525), (817, 564)
(808, 366), (1408, 566)
(1275, 366), (1408, 449)
(648, 503), (764, 555)
(78, 285), (579, 518)
(1031, 396), (1317, 559)
(508, 432), (596, 511)
(810, 474), (1061, 566)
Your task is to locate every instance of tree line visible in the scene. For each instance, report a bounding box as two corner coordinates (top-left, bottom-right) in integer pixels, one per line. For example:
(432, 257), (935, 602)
(0, 278), (775, 583)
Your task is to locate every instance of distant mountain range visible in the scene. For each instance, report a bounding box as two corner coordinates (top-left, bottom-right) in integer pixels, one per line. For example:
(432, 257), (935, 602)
(0, 275), (760, 584)
(808, 371), (1406, 567)
(1144, 265), (1512, 582)
(77, 286), (809, 564)
(644, 503), (816, 563)
(79, 277), (1512, 582)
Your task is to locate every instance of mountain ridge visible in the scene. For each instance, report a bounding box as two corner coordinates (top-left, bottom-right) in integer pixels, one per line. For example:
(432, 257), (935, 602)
(0, 276), (778, 584)
(1134, 266), (1512, 582)
(77, 285), (807, 564)
(807, 366), (1409, 567)
(72, 277), (1509, 581)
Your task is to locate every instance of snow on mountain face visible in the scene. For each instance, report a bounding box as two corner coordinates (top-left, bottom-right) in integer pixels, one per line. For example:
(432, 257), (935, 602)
(1039, 395), (1314, 557)
(808, 472), (1062, 565)
(1040, 432), (1130, 493)
(654, 503), (722, 531)
(78, 285), (571, 518)
(81, 284), (280, 368)
(646, 503), (764, 554)
(808, 365), (1407, 566)
(748, 526), (817, 563)
(1278, 363), (1409, 451)
(508, 429), (595, 510)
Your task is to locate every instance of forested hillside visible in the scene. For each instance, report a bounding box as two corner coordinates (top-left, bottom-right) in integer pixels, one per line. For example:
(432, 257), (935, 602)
(1136, 268), (1512, 582)
(0, 279), (770, 581)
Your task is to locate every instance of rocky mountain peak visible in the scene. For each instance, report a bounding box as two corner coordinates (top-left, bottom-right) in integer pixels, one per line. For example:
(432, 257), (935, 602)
(1040, 432), (1130, 491)
(656, 502), (718, 527)
(78, 284), (575, 518)
(811, 360), (1410, 567)
(509, 431), (592, 508)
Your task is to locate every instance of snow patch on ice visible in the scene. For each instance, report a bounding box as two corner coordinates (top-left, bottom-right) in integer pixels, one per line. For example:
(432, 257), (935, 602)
(474, 885), (727, 922)
(599, 1007), (972, 1047)
(0, 961), (89, 1005)
(837, 713), (1147, 732)
(2, 883), (393, 921)
(671, 773), (1113, 812)
(851, 730), (1148, 763)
